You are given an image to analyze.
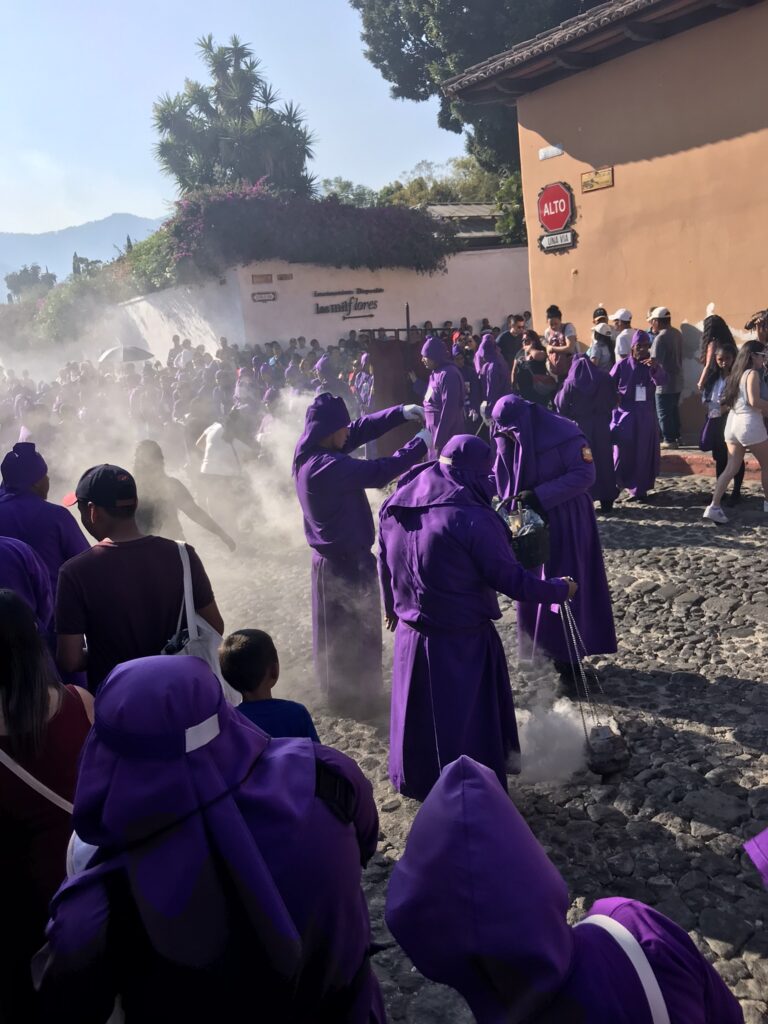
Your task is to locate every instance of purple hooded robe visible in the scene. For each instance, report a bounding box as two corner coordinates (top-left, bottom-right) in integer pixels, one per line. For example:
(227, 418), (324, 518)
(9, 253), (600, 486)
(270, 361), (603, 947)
(610, 340), (667, 498)
(0, 443), (89, 595)
(35, 657), (385, 1024)
(293, 394), (427, 714)
(555, 354), (619, 503)
(474, 334), (511, 413)
(378, 435), (569, 801)
(386, 756), (743, 1024)
(492, 396), (617, 662)
(420, 336), (466, 456)
(0, 535), (54, 630)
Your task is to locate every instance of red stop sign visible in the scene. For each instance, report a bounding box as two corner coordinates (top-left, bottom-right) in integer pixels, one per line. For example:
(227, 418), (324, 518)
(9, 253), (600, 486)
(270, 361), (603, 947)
(538, 183), (573, 233)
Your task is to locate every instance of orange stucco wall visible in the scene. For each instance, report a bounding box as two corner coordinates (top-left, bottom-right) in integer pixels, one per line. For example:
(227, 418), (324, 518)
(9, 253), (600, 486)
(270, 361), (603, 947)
(516, 1), (768, 435)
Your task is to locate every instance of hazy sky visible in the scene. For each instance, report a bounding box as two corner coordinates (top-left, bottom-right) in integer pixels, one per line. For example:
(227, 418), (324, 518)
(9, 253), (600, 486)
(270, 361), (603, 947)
(0, 0), (466, 234)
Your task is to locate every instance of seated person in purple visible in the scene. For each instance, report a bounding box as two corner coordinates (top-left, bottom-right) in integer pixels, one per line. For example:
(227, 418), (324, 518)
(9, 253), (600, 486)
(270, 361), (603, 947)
(35, 657), (385, 1024)
(220, 628), (320, 741)
(0, 442), (89, 596)
(386, 755), (743, 1024)
(0, 535), (54, 631)
(293, 393), (429, 718)
(610, 330), (667, 500)
(378, 435), (575, 802)
(555, 353), (619, 513)
(421, 336), (465, 456)
(491, 395), (617, 673)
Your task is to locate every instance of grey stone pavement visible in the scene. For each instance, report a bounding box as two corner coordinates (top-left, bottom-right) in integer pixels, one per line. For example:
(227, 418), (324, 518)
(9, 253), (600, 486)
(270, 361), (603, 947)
(200, 473), (768, 1023)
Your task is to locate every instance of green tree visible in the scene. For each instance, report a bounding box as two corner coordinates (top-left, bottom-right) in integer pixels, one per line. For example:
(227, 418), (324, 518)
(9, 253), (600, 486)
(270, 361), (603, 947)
(348, 0), (603, 170)
(377, 156), (502, 206)
(153, 34), (316, 195)
(494, 172), (525, 244)
(319, 177), (378, 207)
(4, 263), (57, 302)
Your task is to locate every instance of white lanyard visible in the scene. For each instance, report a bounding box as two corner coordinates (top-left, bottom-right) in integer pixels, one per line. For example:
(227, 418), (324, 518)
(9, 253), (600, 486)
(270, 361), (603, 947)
(575, 915), (670, 1024)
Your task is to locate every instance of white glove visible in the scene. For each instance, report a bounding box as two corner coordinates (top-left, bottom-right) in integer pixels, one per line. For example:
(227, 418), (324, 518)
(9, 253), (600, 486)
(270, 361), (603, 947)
(414, 427), (432, 448)
(480, 400), (491, 425)
(403, 404), (426, 422)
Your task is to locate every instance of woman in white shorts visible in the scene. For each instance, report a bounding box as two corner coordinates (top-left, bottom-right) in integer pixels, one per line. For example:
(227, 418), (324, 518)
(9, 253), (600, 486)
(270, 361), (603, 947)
(704, 340), (768, 523)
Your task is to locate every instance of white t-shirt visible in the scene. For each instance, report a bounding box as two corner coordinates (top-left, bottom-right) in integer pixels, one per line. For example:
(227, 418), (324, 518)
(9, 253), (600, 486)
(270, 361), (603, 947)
(615, 328), (634, 359)
(175, 348), (196, 369)
(200, 423), (250, 476)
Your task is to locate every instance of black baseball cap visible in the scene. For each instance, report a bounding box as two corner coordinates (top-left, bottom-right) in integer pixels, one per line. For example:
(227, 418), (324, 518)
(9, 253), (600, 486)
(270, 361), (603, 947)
(593, 307), (608, 319)
(63, 464), (138, 510)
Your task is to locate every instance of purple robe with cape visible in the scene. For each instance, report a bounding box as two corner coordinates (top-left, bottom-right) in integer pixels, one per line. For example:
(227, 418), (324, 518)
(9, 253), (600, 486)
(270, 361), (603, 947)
(610, 354), (667, 498)
(475, 334), (511, 412)
(0, 442), (89, 595)
(0, 535), (54, 630)
(378, 435), (569, 801)
(386, 756), (743, 1024)
(35, 657), (385, 1023)
(555, 354), (618, 503)
(492, 395), (616, 662)
(293, 394), (427, 715)
(421, 336), (466, 456)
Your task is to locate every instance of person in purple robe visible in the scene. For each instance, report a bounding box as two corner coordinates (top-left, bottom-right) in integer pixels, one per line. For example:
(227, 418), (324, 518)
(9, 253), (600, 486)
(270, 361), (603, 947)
(420, 336), (466, 456)
(285, 354), (311, 393)
(744, 827), (768, 889)
(34, 656), (385, 1024)
(555, 353), (619, 513)
(474, 333), (511, 424)
(293, 393), (429, 716)
(0, 442), (89, 596)
(491, 395), (617, 672)
(0, 535), (54, 630)
(386, 755), (743, 1024)
(353, 354), (374, 415)
(314, 353), (352, 401)
(610, 330), (668, 500)
(378, 435), (575, 801)
(453, 344), (482, 426)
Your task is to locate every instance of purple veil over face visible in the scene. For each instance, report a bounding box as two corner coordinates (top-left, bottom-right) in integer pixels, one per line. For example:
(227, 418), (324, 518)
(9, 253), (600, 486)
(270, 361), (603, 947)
(383, 434), (495, 512)
(421, 335), (449, 366)
(46, 657), (301, 975)
(491, 394), (583, 493)
(563, 352), (600, 399)
(386, 756), (573, 1023)
(474, 333), (498, 375)
(292, 392), (351, 474)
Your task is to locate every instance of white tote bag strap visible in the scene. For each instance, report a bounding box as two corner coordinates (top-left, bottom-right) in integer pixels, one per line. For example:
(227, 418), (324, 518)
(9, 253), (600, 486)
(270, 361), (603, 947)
(0, 745), (74, 814)
(177, 542), (199, 641)
(575, 914), (671, 1024)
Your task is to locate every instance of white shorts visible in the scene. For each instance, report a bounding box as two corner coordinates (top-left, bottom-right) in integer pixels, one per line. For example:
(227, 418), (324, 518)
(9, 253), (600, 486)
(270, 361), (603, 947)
(724, 411), (768, 448)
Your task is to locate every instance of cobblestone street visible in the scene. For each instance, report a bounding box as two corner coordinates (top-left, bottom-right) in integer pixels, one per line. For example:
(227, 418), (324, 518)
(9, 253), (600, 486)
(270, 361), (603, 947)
(204, 474), (768, 1023)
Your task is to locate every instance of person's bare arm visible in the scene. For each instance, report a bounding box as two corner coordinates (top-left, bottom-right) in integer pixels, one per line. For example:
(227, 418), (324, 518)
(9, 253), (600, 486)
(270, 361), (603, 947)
(697, 341), (716, 389)
(73, 686), (95, 724)
(197, 600), (224, 636)
(174, 481), (236, 551)
(57, 634), (87, 673)
(745, 369), (768, 414)
(195, 432), (207, 450)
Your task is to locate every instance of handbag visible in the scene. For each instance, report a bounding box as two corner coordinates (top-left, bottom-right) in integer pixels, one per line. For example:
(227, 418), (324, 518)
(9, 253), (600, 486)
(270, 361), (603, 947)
(498, 497), (550, 570)
(162, 543), (241, 705)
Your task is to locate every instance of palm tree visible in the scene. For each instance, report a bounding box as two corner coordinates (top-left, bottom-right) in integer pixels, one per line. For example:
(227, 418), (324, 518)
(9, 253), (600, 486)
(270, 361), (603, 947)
(153, 35), (316, 196)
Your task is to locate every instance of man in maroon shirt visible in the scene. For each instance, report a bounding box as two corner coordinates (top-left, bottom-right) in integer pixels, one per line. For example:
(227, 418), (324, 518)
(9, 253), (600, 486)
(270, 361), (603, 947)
(56, 465), (224, 692)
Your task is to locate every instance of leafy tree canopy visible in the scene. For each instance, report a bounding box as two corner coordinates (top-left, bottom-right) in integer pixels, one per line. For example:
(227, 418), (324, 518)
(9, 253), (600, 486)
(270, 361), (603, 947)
(319, 177), (378, 207)
(377, 156), (503, 206)
(348, 0), (603, 170)
(4, 263), (57, 303)
(153, 34), (316, 195)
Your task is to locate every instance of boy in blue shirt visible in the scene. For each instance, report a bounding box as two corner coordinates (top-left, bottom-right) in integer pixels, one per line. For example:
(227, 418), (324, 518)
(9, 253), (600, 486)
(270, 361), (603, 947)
(219, 628), (320, 741)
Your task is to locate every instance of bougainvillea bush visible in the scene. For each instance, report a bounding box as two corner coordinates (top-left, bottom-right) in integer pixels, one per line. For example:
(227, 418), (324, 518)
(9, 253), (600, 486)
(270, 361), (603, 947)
(128, 182), (459, 291)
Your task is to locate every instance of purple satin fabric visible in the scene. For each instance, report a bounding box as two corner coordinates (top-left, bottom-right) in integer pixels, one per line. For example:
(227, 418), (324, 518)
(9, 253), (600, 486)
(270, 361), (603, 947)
(610, 356), (665, 497)
(555, 355), (618, 502)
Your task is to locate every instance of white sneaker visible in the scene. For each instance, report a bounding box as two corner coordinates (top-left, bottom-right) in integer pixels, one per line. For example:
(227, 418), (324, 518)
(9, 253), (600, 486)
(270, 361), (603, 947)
(703, 505), (728, 524)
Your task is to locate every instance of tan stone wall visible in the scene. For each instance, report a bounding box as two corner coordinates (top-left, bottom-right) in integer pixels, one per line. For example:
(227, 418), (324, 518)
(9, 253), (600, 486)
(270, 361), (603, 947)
(516, 1), (768, 435)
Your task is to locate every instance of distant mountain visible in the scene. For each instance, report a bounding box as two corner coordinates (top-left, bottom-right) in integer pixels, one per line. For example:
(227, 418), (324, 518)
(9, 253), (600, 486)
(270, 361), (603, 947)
(0, 213), (165, 284)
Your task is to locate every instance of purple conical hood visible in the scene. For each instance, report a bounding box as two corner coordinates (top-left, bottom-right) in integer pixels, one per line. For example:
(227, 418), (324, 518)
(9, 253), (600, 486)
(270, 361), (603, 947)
(292, 392), (351, 473)
(421, 335), (449, 365)
(386, 756), (573, 1023)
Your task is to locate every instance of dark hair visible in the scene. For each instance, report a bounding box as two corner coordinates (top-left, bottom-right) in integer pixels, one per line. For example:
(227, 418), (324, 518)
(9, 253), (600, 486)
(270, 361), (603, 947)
(700, 315), (735, 360)
(701, 342), (737, 396)
(0, 590), (60, 756)
(219, 629), (278, 692)
(545, 305), (562, 320)
(722, 341), (766, 409)
(744, 309), (768, 332)
(523, 329), (544, 351)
